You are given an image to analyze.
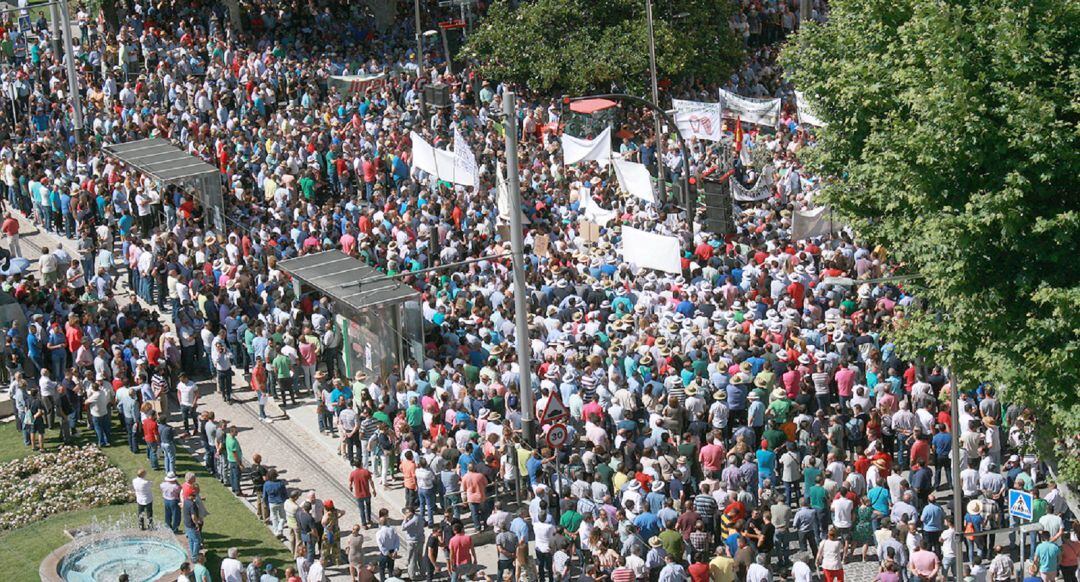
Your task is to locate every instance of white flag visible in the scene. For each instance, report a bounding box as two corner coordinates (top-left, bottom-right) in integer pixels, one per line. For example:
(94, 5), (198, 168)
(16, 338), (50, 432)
(562, 127), (613, 165)
(410, 131), (476, 187)
(579, 186), (616, 227)
(620, 226), (682, 274)
(612, 158), (656, 204)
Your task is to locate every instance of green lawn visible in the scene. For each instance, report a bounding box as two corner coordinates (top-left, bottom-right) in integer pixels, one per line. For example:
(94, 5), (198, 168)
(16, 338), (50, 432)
(0, 418), (291, 579)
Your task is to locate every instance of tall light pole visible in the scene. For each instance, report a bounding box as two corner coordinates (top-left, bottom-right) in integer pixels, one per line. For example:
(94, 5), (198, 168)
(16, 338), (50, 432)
(503, 91), (535, 447)
(413, 0), (427, 118)
(59, 0), (83, 144)
(645, 0), (667, 205)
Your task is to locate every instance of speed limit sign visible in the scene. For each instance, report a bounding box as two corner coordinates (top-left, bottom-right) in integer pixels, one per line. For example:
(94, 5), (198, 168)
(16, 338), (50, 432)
(545, 423), (569, 449)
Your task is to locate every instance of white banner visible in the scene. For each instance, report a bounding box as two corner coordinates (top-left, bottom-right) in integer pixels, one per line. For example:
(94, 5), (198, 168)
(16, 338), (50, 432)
(562, 127), (612, 165)
(791, 206), (844, 240)
(612, 159), (656, 204)
(579, 186), (616, 227)
(731, 165), (775, 202)
(795, 91), (826, 127)
(718, 89), (781, 127)
(621, 226), (682, 274)
(327, 73), (386, 96)
(454, 128), (479, 188)
(410, 131), (439, 176)
(672, 99), (723, 142)
(410, 131), (477, 187)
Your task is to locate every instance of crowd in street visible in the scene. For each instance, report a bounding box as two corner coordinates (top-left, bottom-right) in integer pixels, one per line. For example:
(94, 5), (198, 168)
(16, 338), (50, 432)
(0, 0), (1077, 582)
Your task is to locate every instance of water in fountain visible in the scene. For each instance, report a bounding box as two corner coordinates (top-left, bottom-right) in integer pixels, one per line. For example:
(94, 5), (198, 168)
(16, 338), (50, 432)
(58, 512), (186, 582)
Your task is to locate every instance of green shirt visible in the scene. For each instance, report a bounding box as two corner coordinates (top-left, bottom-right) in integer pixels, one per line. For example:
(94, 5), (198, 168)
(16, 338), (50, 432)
(272, 353), (292, 379)
(192, 563), (212, 582)
(225, 434), (241, 463)
(762, 428), (787, 450)
(768, 399), (793, 423)
(808, 484), (827, 510)
(559, 510), (583, 533)
(804, 467), (822, 489)
(1032, 498), (1049, 522)
(299, 176), (315, 200)
(406, 404), (424, 428)
(659, 529), (684, 558)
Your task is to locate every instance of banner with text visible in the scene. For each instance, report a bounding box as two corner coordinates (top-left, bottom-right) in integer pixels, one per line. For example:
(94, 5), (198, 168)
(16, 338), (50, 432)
(718, 89), (781, 127)
(673, 99), (723, 142)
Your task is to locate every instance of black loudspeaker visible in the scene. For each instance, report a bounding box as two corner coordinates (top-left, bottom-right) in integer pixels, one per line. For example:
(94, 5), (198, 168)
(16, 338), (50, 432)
(701, 178), (735, 235)
(424, 83), (451, 108)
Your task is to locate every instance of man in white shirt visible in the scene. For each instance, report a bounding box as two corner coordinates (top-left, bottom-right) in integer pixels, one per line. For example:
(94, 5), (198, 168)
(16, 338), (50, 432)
(132, 468), (154, 530)
(534, 518), (556, 582)
(746, 554), (772, 582)
(306, 556), (327, 582)
(790, 558), (814, 582)
(220, 547), (245, 582)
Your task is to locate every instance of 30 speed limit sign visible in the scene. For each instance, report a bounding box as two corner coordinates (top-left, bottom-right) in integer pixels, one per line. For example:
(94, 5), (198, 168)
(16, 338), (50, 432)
(545, 423), (569, 449)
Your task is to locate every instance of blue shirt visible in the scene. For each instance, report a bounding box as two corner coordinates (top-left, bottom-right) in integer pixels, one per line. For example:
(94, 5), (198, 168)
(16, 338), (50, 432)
(634, 512), (660, 540)
(526, 456), (543, 486)
(931, 432), (952, 458)
(510, 516), (530, 543)
(920, 503), (945, 532)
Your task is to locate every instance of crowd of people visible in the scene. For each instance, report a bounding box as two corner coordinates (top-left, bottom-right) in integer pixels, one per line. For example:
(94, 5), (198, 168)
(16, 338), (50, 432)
(0, 0), (1077, 582)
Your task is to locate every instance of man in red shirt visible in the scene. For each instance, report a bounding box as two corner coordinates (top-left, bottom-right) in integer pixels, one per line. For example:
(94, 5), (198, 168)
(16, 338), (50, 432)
(348, 460), (376, 528)
(142, 409), (161, 471)
(447, 522), (476, 579)
(1, 213), (20, 257)
(687, 554), (710, 582)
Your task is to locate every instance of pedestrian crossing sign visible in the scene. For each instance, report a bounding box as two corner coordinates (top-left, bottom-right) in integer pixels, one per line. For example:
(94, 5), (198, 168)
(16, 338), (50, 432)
(1008, 489), (1033, 521)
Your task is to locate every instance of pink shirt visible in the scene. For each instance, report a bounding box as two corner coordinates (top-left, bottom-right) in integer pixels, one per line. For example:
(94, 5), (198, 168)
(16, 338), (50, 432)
(461, 472), (488, 504)
(835, 367), (856, 397)
(299, 343), (317, 366)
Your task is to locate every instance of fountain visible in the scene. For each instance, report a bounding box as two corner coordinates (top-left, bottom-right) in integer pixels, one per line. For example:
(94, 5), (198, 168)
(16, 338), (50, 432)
(39, 515), (187, 582)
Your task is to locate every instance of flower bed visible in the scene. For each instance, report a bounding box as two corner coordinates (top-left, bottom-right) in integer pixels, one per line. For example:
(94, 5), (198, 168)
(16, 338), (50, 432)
(0, 445), (133, 530)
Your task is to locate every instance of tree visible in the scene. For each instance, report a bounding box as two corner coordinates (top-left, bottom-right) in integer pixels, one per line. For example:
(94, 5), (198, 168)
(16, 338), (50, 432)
(782, 0), (1080, 479)
(463, 0), (743, 95)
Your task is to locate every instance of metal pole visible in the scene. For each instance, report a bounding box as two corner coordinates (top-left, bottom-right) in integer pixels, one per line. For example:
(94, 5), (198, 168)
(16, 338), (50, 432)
(48, 3), (61, 55)
(413, 0), (427, 119)
(503, 91), (535, 447)
(58, 0), (82, 144)
(949, 368), (965, 582)
(440, 29), (452, 76)
(645, 0), (667, 206)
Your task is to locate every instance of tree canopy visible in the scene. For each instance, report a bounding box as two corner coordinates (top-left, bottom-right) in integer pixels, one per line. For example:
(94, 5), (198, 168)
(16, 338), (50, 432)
(783, 0), (1080, 478)
(463, 0), (743, 95)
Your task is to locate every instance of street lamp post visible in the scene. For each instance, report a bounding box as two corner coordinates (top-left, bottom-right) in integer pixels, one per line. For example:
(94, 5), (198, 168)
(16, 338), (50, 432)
(644, 0), (667, 206)
(413, 0), (427, 118)
(503, 91), (536, 447)
(58, 0), (83, 144)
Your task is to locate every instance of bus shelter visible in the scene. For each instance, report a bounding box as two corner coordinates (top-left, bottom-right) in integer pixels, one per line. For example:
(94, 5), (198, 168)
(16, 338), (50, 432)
(278, 251), (423, 380)
(101, 138), (225, 231)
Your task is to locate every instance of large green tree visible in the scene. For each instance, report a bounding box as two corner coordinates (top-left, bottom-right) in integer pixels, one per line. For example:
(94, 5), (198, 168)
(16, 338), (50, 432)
(463, 0), (742, 95)
(783, 0), (1080, 479)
